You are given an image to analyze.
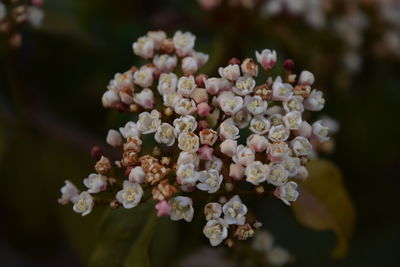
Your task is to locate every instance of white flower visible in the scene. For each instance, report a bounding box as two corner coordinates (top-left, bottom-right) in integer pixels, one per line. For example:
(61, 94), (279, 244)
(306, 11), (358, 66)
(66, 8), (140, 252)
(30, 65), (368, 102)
(245, 161), (270, 185)
(298, 70), (315, 86)
(218, 64), (241, 81)
(107, 71), (134, 92)
(199, 129), (218, 146)
(255, 49), (277, 70)
(158, 73), (178, 95)
(205, 156), (223, 172)
(137, 110), (161, 134)
(203, 219), (229, 246)
(233, 76), (256, 96)
(233, 145), (255, 167)
(282, 157), (301, 177)
(178, 132), (200, 153)
(147, 30), (167, 49)
(267, 246), (291, 266)
(219, 118), (240, 140)
(83, 173), (107, 193)
(177, 76), (196, 97)
(241, 58), (258, 77)
(275, 181), (299, 206)
(155, 123), (176, 146)
(153, 54), (177, 73)
(293, 121), (312, 138)
(177, 152), (200, 168)
(283, 111), (302, 130)
(232, 108), (252, 129)
(191, 50), (209, 68)
(174, 98), (196, 115)
(119, 121), (141, 139)
(129, 166), (145, 184)
(181, 57), (199, 75)
(205, 77), (223, 95)
(267, 164), (289, 186)
(169, 196), (194, 222)
(219, 92), (244, 115)
(312, 120), (330, 142)
(173, 31), (196, 57)
(304, 89), (325, 111)
(245, 95), (267, 115)
(222, 195), (247, 225)
(204, 202), (222, 220)
(106, 129), (122, 147)
(102, 90), (120, 107)
(73, 192), (94, 216)
(197, 169), (223, 193)
(247, 134), (269, 152)
(116, 180), (143, 208)
(134, 66), (154, 88)
(268, 142), (290, 163)
(250, 116), (271, 135)
(283, 95), (304, 113)
(173, 115), (197, 133)
(268, 125), (290, 142)
(134, 88), (154, 109)
(58, 180), (80, 205)
(132, 36), (154, 59)
(163, 93), (182, 108)
(272, 80), (293, 102)
(290, 136), (312, 156)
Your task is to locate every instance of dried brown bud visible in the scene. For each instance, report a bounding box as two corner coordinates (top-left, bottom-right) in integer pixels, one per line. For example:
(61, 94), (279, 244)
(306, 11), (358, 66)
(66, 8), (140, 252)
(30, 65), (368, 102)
(121, 150), (139, 167)
(293, 85), (311, 98)
(241, 58), (258, 77)
(116, 102), (129, 112)
(152, 179), (177, 201)
(160, 38), (175, 54)
(95, 156), (112, 175)
(145, 163), (170, 185)
(228, 57), (241, 65)
(161, 157), (171, 166)
(90, 146), (103, 160)
(123, 137), (142, 152)
(234, 224), (255, 240)
(129, 104), (139, 113)
(254, 84), (272, 101)
(110, 199), (121, 209)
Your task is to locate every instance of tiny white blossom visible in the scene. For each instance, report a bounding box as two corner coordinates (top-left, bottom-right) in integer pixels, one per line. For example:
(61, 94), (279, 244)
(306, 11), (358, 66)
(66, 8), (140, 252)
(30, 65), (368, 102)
(290, 136), (312, 156)
(272, 80), (293, 102)
(155, 123), (176, 146)
(205, 77), (223, 95)
(268, 124), (290, 142)
(283, 95), (304, 113)
(203, 219), (229, 246)
(232, 108), (252, 129)
(181, 57), (199, 75)
(73, 192), (94, 216)
(247, 134), (270, 152)
(102, 90), (120, 108)
(219, 93), (244, 116)
(245, 95), (268, 115)
(134, 88), (154, 110)
(191, 50), (209, 68)
(267, 164), (289, 186)
(233, 76), (256, 96)
(163, 93), (182, 108)
(134, 66), (154, 88)
(312, 120), (330, 142)
(177, 163), (199, 185)
(158, 73), (178, 95)
(204, 202), (222, 220)
(219, 118), (240, 140)
(283, 111), (302, 130)
(177, 151), (200, 168)
(255, 49), (277, 70)
(129, 166), (145, 184)
(153, 54), (177, 73)
(58, 180), (80, 205)
(106, 129), (122, 147)
(83, 173), (107, 194)
(119, 121), (141, 139)
(268, 142), (290, 163)
(178, 132), (200, 153)
(304, 89), (325, 111)
(275, 181), (299, 206)
(197, 169), (223, 193)
(199, 129), (218, 146)
(205, 156), (223, 172)
(282, 157), (301, 177)
(218, 64), (241, 81)
(173, 31), (196, 57)
(298, 70), (315, 86)
(233, 145), (255, 167)
(177, 76), (197, 97)
(27, 6), (44, 28)
(241, 58), (259, 77)
(250, 116), (271, 135)
(173, 115), (197, 133)
(132, 36), (154, 59)
(147, 30), (167, 49)
(245, 161), (270, 185)
(169, 196), (194, 222)
(174, 98), (197, 115)
(222, 195), (248, 225)
(137, 110), (161, 134)
(116, 180), (143, 209)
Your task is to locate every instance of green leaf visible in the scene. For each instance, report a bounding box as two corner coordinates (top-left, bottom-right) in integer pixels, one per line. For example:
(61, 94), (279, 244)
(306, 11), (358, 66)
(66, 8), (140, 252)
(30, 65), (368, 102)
(292, 159), (355, 259)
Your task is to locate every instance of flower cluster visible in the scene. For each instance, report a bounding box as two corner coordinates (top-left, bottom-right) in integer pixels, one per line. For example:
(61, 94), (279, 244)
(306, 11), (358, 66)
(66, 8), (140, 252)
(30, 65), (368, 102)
(0, 0), (44, 47)
(59, 30), (332, 247)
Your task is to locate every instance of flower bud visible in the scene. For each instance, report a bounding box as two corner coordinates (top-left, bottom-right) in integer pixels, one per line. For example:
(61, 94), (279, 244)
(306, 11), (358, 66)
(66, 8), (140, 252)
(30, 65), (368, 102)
(220, 139), (238, 157)
(241, 58), (258, 77)
(106, 129), (122, 147)
(182, 56), (199, 75)
(229, 163), (245, 180)
(255, 49), (277, 70)
(298, 70), (315, 86)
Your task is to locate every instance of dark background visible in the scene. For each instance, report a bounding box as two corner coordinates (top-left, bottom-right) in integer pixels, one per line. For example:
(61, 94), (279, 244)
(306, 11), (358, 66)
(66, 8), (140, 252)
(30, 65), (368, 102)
(0, 0), (399, 266)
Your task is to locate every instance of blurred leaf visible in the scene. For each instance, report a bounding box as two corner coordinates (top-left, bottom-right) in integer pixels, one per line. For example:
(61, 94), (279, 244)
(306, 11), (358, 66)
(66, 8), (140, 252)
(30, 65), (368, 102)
(292, 159), (355, 259)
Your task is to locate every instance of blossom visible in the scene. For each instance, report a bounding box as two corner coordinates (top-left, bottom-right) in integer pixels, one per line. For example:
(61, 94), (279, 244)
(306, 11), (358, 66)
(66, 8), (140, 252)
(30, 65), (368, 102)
(255, 49), (277, 70)
(247, 134), (269, 152)
(282, 157), (301, 177)
(147, 30), (167, 49)
(153, 54), (177, 73)
(283, 111), (302, 130)
(267, 164), (288, 186)
(312, 120), (330, 142)
(182, 57), (199, 75)
(245, 161), (270, 185)
(268, 142), (290, 163)
(204, 202), (222, 220)
(203, 219), (228, 246)
(268, 124), (290, 142)
(134, 66), (154, 88)
(58, 180), (80, 205)
(116, 180), (143, 209)
(229, 163), (246, 180)
(222, 195), (247, 225)
(304, 89), (325, 111)
(218, 64), (241, 81)
(283, 95), (304, 113)
(197, 102), (212, 117)
(106, 129), (122, 147)
(178, 132), (200, 153)
(169, 196), (194, 222)
(233, 76), (256, 96)
(241, 58), (258, 77)
(177, 152), (200, 168)
(157, 73), (178, 95)
(174, 115), (198, 133)
(197, 169), (223, 193)
(119, 121), (141, 139)
(290, 136), (312, 156)
(233, 145), (255, 166)
(204, 77), (223, 95)
(199, 129), (218, 146)
(173, 31), (196, 57)
(205, 156), (223, 172)
(219, 118), (240, 140)
(163, 93), (181, 108)
(137, 110), (161, 134)
(133, 36), (154, 59)
(191, 51), (209, 68)
(272, 80), (293, 101)
(245, 95), (267, 115)
(219, 92), (244, 115)
(232, 108), (252, 129)
(73, 192), (94, 216)
(156, 200), (172, 217)
(191, 88), (209, 104)
(175, 98), (197, 115)
(83, 173), (107, 193)
(155, 123), (176, 146)
(274, 181), (299, 206)
(198, 145), (214, 161)
(102, 90), (120, 107)
(298, 70), (315, 86)
(134, 88), (154, 109)
(177, 76), (197, 97)
(129, 166), (146, 184)
(176, 163), (199, 185)
(250, 116), (271, 135)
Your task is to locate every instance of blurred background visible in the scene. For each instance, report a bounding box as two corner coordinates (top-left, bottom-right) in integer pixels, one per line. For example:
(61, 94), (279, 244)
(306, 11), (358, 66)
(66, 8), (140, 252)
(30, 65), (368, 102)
(0, 0), (399, 266)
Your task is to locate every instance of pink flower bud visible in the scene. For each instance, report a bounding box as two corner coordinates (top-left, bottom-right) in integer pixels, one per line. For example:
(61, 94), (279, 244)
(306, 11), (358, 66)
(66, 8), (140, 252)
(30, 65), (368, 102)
(106, 130), (122, 147)
(298, 70), (315, 86)
(197, 102), (212, 117)
(229, 163), (245, 180)
(134, 88), (154, 109)
(191, 88), (209, 103)
(218, 64), (240, 81)
(156, 200), (171, 217)
(220, 139), (237, 157)
(198, 145), (214, 161)
(102, 90), (120, 107)
(255, 49), (277, 70)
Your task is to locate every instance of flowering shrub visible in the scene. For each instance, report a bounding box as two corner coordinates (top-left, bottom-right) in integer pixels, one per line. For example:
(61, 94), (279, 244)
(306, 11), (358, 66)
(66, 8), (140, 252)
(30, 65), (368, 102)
(58, 30), (332, 247)
(0, 0), (44, 47)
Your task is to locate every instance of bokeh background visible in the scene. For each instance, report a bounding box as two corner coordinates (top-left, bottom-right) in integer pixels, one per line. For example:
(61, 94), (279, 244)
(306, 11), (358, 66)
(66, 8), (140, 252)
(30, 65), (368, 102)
(0, 0), (399, 266)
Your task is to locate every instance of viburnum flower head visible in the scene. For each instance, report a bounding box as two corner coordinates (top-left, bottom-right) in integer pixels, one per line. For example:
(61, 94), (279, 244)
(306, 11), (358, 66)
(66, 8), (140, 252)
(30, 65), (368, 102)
(60, 30), (334, 248)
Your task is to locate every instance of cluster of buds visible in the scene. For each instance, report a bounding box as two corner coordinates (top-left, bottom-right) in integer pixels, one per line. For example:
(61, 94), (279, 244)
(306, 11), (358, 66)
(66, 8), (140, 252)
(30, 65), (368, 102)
(59, 30), (332, 247)
(0, 0), (44, 47)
